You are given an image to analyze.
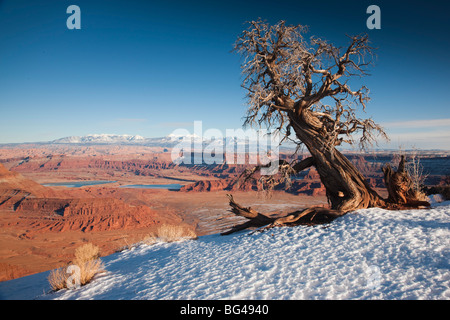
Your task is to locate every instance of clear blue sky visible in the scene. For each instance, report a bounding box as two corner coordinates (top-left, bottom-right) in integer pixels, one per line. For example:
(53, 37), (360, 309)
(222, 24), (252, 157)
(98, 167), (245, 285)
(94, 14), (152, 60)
(0, 0), (449, 149)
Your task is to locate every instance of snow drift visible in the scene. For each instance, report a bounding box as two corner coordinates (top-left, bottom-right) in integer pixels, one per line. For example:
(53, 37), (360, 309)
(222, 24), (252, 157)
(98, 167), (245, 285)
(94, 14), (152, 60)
(1, 201), (449, 300)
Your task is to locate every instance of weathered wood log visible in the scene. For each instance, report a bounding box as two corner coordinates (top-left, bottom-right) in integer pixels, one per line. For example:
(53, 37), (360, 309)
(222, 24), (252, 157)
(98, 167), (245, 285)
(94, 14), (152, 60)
(222, 194), (345, 235)
(221, 194), (274, 235)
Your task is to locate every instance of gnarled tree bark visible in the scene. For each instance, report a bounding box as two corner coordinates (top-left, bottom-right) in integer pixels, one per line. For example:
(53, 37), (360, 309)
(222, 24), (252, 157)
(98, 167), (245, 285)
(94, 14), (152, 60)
(383, 155), (431, 209)
(289, 109), (385, 212)
(222, 194), (345, 235)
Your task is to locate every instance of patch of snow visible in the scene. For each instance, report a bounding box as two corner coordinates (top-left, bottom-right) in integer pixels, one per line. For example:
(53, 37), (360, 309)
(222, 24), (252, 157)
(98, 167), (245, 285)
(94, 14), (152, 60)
(1, 205), (449, 300)
(167, 133), (202, 141)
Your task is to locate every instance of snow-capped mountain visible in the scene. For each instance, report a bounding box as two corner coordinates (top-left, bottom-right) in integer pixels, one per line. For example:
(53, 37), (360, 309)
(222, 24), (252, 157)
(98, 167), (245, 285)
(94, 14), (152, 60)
(166, 133), (203, 142)
(49, 132), (289, 149)
(51, 134), (147, 144)
(49, 133), (208, 148)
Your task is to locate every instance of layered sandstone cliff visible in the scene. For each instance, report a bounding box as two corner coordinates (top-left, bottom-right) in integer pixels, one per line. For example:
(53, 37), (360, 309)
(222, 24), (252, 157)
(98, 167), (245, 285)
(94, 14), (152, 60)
(0, 164), (174, 234)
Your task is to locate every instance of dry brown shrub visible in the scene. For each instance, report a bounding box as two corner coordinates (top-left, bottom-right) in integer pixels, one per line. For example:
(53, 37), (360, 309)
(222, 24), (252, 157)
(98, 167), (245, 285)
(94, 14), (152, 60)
(406, 154), (429, 202)
(48, 243), (104, 291)
(153, 224), (197, 243)
(141, 234), (157, 246)
(77, 259), (104, 286)
(74, 242), (100, 264)
(113, 224), (198, 253)
(48, 266), (68, 291)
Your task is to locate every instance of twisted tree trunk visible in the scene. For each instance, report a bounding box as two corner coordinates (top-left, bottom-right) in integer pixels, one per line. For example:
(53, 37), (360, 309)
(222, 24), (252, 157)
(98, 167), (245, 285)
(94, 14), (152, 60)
(222, 113), (429, 235)
(289, 110), (385, 212)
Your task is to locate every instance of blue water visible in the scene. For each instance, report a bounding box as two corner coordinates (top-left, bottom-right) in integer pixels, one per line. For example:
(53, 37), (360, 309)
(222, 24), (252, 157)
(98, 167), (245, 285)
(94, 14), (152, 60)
(42, 181), (183, 190)
(120, 184), (183, 190)
(42, 180), (116, 188)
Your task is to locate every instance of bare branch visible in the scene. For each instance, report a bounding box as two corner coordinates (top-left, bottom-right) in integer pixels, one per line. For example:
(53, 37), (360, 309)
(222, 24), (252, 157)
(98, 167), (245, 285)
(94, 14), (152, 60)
(233, 19), (385, 151)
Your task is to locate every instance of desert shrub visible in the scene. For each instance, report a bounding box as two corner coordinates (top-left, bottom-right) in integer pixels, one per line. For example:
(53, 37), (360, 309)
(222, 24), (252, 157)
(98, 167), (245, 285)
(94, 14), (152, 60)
(141, 234), (157, 246)
(405, 154), (429, 201)
(76, 259), (104, 286)
(392, 151), (429, 202)
(74, 242), (100, 264)
(154, 224), (197, 243)
(48, 243), (104, 291)
(114, 225), (198, 253)
(48, 266), (69, 291)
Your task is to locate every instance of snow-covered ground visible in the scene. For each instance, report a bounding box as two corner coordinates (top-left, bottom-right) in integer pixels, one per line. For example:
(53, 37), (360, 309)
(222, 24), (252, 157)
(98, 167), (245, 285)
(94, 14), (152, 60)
(1, 201), (449, 300)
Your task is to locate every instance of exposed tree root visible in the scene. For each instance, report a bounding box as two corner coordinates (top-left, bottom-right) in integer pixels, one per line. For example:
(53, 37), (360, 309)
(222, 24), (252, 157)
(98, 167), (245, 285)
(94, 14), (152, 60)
(382, 155), (431, 208)
(222, 156), (430, 236)
(222, 194), (345, 235)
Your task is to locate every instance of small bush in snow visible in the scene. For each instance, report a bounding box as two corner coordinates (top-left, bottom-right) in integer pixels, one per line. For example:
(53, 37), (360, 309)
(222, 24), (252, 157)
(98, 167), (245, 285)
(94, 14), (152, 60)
(154, 224), (198, 243)
(48, 243), (105, 291)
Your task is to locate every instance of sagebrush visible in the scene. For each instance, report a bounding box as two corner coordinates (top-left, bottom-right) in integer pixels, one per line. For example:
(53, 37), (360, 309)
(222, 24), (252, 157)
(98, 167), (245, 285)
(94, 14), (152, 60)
(48, 243), (105, 291)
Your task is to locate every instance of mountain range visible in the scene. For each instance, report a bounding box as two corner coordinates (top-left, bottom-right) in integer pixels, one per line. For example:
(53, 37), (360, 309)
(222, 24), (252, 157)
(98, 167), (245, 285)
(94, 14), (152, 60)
(3, 134), (448, 154)
(51, 134), (147, 144)
(48, 133), (285, 149)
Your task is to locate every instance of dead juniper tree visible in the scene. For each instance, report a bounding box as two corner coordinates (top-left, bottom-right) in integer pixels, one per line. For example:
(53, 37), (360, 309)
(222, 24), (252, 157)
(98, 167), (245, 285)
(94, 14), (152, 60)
(223, 20), (429, 235)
